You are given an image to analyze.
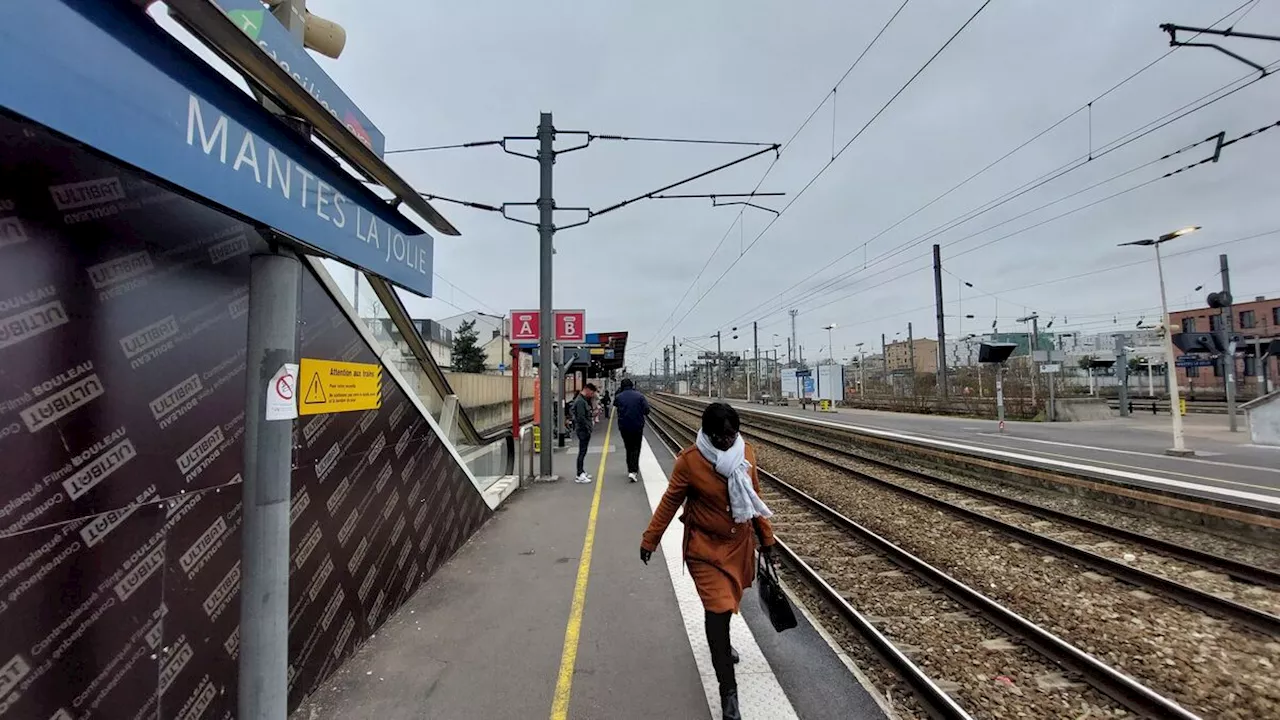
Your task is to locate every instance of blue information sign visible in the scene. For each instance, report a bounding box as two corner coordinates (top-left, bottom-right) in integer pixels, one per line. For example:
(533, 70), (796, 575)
(217, 0), (387, 157)
(0, 0), (434, 296)
(1175, 355), (1216, 368)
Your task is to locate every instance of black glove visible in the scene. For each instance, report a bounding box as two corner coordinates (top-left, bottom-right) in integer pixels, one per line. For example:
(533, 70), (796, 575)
(640, 548), (652, 565)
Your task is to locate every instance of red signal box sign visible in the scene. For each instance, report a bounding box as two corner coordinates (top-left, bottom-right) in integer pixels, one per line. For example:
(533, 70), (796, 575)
(511, 310), (539, 341)
(511, 309), (587, 343)
(554, 309), (585, 342)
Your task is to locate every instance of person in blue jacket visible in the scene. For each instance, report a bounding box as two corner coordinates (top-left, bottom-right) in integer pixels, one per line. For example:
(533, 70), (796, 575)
(612, 378), (650, 482)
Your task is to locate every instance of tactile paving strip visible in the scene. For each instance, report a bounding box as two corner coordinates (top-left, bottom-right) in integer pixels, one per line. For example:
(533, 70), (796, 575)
(640, 440), (799, 720)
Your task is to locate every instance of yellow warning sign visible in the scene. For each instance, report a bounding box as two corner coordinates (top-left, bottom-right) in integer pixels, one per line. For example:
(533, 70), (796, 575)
(298, 358), (382, 415)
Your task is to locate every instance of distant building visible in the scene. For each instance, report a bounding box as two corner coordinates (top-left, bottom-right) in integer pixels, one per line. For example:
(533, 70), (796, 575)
(885, 337), (938, 374)
(1169, 294), (1280, 393)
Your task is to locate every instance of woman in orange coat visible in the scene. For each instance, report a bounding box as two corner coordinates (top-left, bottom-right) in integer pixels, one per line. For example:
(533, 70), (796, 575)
(640, 402), (776, 720)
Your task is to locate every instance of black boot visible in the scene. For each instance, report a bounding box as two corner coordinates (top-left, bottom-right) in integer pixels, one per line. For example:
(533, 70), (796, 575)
(705, 610), (739, 717)
(721, 687), (741, 720)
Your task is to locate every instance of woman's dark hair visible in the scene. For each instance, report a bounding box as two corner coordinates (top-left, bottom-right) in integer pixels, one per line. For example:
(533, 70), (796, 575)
(701, 402), (740, 436)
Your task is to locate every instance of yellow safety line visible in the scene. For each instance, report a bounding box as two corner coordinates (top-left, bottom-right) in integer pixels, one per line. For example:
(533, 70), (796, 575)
(550, 417), (613, 720)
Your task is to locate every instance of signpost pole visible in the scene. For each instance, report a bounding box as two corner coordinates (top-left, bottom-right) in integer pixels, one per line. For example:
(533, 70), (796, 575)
(239, 248), (299, 720)
(240, 4), (303, 716)
(538, 112), (556, 477)
(511, 344), (521, 442)
(1048, 364), (1056, 421)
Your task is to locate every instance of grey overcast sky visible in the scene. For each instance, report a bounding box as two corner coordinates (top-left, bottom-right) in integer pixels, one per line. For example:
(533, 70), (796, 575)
(160, 1), (1280, 368)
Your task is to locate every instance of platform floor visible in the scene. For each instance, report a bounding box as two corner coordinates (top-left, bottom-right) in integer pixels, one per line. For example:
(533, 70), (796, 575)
(714, 399), (1280, 507)
(292, 416), (886, 719)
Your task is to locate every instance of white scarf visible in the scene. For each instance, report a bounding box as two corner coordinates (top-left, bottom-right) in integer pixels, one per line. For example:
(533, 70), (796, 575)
(695, 430), (773, 525)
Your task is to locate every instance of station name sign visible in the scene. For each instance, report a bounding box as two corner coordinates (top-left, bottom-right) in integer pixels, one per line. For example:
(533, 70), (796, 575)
(216, 0), (386, 157)
(0, 0), (433, 297)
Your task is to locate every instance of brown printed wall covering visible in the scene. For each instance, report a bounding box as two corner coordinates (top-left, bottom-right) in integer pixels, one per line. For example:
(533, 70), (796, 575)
(0, 113), (491, 718)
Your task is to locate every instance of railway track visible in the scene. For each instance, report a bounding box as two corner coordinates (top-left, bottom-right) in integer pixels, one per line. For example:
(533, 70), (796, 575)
(656, 397), (1280, 634)
(650, 401), (1280, 719)
(647, 408), (1196, 720)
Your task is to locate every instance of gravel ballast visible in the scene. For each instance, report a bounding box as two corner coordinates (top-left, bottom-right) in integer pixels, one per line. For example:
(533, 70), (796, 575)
(654, 402), (1280, 720)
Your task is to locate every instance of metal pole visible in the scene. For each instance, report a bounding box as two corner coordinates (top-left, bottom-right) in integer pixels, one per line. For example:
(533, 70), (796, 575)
(881, 333), (887, 391)
(933, 244), (948, 399)
(907, 322), (916, 396)
(715, 331), (723, 398)
(1156, 244), (1189, 454)
(1220, 254), (1238, 431)
(511, 345), (521, 441)
(240, 4), (303, 716)
(239, 249), (300, 720)
(789, 309), (798, 366)
(996, 365), (1005, 430)
(555, 346), (565, 448)
(753, 321), (760, 403)
(1048, 364), (1056, 421)
(860, 348), (866, 395)
(1030, 315), (1039, 407)
(537, 112), (555, 476)
(1115, 335), (1129, 417)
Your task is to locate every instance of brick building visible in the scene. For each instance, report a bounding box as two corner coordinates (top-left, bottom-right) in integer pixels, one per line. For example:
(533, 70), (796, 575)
(1168, 294), (1279, 394)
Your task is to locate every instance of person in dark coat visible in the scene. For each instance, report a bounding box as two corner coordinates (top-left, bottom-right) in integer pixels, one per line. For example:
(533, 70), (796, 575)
(570, 383), (597, 483)
(612, 378), (649, 482)
(640, 402), (776, 720)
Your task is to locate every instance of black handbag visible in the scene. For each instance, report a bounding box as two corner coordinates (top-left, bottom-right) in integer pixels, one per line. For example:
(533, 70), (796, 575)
(756, 550), (798, 632)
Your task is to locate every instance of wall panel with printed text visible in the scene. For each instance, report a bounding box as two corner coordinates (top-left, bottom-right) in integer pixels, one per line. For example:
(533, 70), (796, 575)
(0, 113), (491, 719)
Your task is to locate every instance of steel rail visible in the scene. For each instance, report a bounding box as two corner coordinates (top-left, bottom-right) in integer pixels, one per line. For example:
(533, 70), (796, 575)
(651, 407), (1203, 720)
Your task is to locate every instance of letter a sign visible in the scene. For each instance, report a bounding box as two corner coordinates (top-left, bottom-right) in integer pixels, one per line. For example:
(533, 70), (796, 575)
(510, 310), (539, 341)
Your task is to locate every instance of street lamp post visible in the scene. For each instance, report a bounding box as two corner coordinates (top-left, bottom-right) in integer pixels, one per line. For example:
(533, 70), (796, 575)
(822, 324), (836, 405)
(855, 342), (866, 395)
(1119, 225), (1200, 457)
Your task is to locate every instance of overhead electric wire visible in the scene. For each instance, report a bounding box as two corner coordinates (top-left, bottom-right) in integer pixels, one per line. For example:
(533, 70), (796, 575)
(729, 61), (1272, 328)
(644, 0), (994, 359)
(385, 140), (502, 154)
(711, 0), (1262, 334)
(724, 60), (1277, 329)
(592, 135), (774, 147)
(794, 227), (1280, 344)
(636, 0), (914, 362)
(748, 132), (1280, 332)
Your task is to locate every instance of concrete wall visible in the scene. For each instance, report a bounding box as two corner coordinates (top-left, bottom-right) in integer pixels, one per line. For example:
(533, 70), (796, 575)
(444, 372), (535, 434)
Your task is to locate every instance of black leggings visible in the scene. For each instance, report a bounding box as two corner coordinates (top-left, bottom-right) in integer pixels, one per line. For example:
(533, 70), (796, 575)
(705, 610), (735, 695)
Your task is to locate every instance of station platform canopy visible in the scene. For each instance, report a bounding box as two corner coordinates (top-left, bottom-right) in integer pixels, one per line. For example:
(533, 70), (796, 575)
(516, 331), (628, 376)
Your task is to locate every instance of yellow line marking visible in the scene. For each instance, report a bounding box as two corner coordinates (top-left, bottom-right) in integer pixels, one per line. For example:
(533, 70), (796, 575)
(550, 418), (613, 720)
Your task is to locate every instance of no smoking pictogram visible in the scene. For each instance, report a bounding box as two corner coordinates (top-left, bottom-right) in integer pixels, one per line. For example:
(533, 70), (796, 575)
(276, 374), (294, 400)
(266, 363), (300, 421)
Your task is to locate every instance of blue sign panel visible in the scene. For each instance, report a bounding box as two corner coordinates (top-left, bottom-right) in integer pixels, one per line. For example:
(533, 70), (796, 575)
(803, 377), (815, 393)
(216, 0), (386, 157)
(1176, 355), (1216, 368)
(0, 0), (433, 296)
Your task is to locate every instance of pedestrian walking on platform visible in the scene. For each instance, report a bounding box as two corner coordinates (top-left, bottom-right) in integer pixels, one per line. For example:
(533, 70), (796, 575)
(600, 387), (612, 418)
(571, 383), (598, 483)
(639, 402), (775, 720)
(612, 378), (649, 482)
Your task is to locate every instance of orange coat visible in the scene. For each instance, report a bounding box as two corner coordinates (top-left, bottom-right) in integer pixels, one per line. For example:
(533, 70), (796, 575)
(642, 443), (776, 613)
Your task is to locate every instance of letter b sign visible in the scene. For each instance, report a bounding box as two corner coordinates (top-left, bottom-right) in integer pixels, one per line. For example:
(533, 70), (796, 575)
(554, 310), (585, 342)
